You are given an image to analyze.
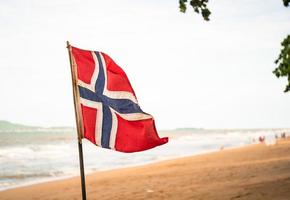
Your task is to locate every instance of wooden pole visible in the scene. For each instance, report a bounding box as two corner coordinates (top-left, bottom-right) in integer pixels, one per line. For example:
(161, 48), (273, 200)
(66, 41), (87, 200)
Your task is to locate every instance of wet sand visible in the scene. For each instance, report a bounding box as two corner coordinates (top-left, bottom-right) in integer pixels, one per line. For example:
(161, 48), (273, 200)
(1, 139), (290, 200)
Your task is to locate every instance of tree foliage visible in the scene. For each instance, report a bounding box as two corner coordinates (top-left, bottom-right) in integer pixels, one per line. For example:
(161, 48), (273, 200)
(273, 35), (290, 92)
(179, 0), (211, 21)
(283, 0), (290, 6)
(179, 0), (290, 93)
(273, 2), (290, 92)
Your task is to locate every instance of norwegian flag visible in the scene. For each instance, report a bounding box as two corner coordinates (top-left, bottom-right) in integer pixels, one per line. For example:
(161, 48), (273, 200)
(71, 46), (168, 153)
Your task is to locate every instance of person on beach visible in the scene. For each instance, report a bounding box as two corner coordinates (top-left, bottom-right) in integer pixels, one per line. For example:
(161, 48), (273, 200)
(259, 136), (265, 143)
(281, 132), (286, 139)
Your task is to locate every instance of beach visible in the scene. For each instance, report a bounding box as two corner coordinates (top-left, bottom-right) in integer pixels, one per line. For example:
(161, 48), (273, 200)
(1, 138), (290, 200)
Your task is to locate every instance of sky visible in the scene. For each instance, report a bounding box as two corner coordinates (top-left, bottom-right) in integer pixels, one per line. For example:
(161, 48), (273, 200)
(0, 0), (289, 129)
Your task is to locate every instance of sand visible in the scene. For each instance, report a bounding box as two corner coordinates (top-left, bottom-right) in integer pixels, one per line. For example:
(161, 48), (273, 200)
(1, 139), (290, 200)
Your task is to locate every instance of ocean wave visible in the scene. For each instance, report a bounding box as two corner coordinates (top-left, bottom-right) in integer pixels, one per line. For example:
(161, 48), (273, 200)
(0, 128), (289, 191)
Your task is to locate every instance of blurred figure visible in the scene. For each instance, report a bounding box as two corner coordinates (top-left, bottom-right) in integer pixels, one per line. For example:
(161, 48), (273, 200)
(281, 132), (286, 139)
(259, 136), (265, 143)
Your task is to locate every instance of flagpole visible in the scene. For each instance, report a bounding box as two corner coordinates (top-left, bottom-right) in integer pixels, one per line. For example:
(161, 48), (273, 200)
(66, 41), (87, 200)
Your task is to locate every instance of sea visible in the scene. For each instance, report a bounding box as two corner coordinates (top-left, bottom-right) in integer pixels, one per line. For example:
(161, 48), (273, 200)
(0, 123), (289, 191)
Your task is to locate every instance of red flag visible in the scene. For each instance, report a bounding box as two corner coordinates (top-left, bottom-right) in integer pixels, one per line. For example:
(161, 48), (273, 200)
(71, 46), (168, 152)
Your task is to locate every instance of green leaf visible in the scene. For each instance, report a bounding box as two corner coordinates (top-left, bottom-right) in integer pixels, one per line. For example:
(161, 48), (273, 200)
(179, 0), (187, 13)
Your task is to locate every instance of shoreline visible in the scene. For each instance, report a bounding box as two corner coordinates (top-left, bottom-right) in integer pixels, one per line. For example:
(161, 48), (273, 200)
(0, 147), (222, 192)
(0, 142), (258, 192)
(1, 139), (290, 199)
(1, 128), (288, 193)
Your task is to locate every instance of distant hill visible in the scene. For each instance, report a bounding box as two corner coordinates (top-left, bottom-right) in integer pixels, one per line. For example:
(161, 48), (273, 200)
(0, 120), (75, 133)
(0, 120), (38, 131)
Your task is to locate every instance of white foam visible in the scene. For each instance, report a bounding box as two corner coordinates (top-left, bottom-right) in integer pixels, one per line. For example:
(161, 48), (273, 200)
(0, 128), (289, 191)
